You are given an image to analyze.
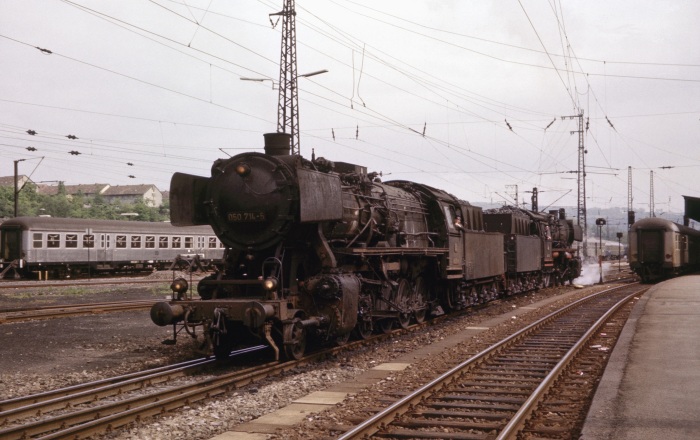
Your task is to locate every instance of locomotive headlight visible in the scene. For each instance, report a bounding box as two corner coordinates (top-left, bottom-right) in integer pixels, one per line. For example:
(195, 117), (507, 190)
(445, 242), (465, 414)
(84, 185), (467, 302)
(235, 163), (251, 177)
(170, 277), (189, 295)
(263, 277), (278, 291)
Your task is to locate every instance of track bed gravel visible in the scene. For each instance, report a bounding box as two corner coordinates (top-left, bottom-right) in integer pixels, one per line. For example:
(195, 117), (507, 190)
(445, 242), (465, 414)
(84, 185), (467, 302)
(0, 273), (621, 439)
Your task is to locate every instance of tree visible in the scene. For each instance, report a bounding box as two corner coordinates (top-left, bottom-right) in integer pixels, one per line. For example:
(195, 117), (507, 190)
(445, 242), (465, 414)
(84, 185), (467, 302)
(1, 186), (169, 221)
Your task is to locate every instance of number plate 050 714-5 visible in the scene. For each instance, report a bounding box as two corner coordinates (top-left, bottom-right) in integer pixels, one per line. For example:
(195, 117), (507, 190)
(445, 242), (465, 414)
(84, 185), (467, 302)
(227, 212), (266, 222)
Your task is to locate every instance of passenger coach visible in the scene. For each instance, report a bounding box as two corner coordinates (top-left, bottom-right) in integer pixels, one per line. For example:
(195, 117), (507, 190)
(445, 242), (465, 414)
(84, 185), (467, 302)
(629, 217), (700, 282)
(0, 217), (223, 279)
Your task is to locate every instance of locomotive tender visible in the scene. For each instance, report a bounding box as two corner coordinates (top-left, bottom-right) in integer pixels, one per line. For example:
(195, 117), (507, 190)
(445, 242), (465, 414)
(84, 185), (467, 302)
(0, 217), (223, 279)
(151, 133), (582, 360)
(483, 206), (582, 290)
(629, 217), (700, 282)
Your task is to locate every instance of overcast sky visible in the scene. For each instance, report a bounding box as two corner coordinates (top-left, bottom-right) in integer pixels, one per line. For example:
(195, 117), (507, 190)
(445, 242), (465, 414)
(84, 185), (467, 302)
(1, 0), (699, 218)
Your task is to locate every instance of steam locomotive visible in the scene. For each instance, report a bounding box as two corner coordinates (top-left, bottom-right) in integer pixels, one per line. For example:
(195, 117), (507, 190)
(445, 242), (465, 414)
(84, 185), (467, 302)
(150, 133), (582, 360)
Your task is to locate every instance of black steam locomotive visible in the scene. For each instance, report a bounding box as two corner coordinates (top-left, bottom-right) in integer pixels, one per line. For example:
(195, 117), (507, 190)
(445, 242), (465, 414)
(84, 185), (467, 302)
(151, 133), (582, 360)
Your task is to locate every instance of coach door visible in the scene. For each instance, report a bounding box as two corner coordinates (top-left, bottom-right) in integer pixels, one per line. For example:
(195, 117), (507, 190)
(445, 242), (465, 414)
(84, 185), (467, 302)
(638, 230), (663, 263)
(1, 226), (21, 262)
(97, 234), (113, 267)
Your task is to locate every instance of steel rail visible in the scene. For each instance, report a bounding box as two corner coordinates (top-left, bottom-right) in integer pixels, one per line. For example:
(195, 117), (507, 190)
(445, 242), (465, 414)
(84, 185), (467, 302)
(0, 346), (268, 439)
(0, 308), (454, 440)
(0, 358), (215, 422)
(495, 288), (641, 439)
(0, 278), (172, 289)
(0, 300), (157, 323)
(0, 299), (157, 314)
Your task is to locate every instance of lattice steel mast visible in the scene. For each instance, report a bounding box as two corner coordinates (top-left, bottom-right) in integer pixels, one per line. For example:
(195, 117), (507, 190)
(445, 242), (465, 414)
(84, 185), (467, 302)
(270, 0), (300, 155)
(563, 111), (587, 257)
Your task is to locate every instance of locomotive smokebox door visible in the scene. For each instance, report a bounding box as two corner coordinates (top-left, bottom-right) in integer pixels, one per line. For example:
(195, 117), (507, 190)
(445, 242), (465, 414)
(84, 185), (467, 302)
(297, 169), (343, 223)
(170, 172), (210, 226)
(207, 153), (297, 250)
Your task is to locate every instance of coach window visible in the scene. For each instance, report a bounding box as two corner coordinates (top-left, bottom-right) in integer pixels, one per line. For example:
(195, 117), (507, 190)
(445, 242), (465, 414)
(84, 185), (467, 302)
(66, 234), (78, 248)
(131, 236), (141, 248)
(159, 236), (169, 248)
(172, 236), (181, 249)
(83, 234), (95, 248)
(208, 237), (217, 248)
(184, 236), (193, 248)
(33, 233), (43, 248)
(116, 235), (127, 248)
(47, 234), (60, 248)
(219, 240), (225, 248)
(145, 236), (155, 249)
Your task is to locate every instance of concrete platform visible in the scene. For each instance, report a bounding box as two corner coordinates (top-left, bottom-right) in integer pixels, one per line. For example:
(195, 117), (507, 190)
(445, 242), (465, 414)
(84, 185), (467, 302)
(582, 275), (700, 439)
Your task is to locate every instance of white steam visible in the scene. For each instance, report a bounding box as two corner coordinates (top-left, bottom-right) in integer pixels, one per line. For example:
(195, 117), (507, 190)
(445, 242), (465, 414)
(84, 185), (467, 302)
(574, 262), (605, 286)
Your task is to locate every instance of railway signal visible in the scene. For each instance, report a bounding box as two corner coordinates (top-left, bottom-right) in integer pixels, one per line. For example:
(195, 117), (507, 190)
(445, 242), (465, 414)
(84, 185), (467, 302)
(596, 218), (607, 283)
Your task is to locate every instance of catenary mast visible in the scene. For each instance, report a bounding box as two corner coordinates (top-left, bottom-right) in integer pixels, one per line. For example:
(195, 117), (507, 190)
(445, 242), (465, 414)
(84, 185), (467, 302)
(270, 0), (300, 155)
(562, 111), (587, 258)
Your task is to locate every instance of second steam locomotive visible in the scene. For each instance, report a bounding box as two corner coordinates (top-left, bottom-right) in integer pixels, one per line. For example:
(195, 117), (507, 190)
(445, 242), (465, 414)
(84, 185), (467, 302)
(151, 133), (582, 360)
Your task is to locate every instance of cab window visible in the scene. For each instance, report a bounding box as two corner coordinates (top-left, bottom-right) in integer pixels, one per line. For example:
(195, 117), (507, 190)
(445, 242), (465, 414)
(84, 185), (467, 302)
(444, 205), (457, 232)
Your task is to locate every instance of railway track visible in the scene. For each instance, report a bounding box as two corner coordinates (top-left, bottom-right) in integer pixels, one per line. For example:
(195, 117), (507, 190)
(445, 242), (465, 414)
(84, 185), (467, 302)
(0, 300), (158, 324)
(0, 347), (267, 440)
(0, 314), (417, 440)
(335, 282), (647, 440)
(0, 292), (477, 440)
(0, 276), (179, 289)
(0, 280), (638, 439)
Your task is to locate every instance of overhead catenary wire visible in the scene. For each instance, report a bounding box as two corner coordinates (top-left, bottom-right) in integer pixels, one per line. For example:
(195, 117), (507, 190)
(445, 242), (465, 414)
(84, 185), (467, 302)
(1, 2), (696, 212)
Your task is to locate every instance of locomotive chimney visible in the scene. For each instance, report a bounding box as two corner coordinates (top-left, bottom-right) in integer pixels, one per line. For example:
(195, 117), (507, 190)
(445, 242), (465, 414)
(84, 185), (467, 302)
(263, 132), (292, 156)
(559, 208), (566, 220)
(549, 210), (559, 220)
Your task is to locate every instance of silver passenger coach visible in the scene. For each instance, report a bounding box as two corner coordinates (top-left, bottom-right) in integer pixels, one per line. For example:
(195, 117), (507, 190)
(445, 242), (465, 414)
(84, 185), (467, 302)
(1, 217), (224, 279)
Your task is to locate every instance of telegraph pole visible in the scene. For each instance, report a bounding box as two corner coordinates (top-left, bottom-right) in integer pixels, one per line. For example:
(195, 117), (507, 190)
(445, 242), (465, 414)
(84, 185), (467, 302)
(271, 0), (300, 155)
(627, 166), (634, 230)
(13, 159), (25, 217)
(562, 111), (587, 258)
(650, 170), (655, 217)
